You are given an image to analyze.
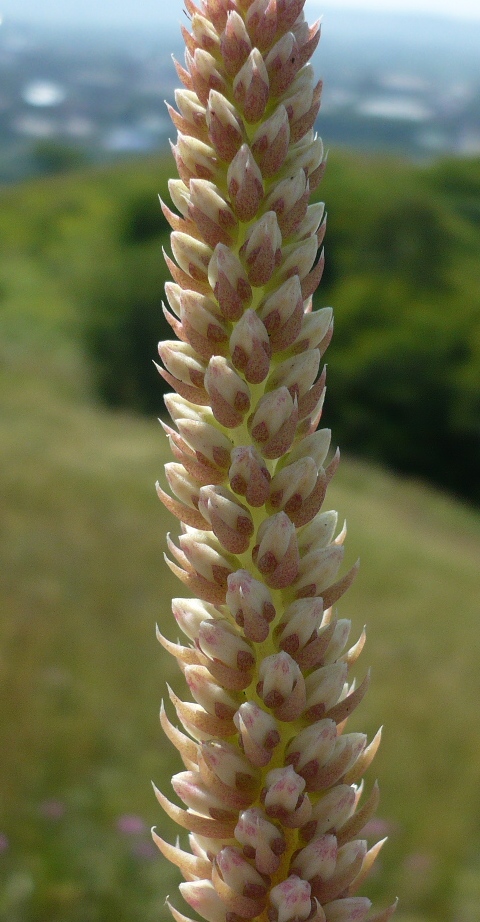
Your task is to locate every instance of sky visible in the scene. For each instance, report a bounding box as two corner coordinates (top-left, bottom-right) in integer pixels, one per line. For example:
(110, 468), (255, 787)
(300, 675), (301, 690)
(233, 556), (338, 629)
(3, 0), (480, 28)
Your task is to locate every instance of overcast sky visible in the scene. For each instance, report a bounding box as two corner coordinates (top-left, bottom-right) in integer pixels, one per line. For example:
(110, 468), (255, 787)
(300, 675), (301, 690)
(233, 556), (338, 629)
(3, 0), (480, 27)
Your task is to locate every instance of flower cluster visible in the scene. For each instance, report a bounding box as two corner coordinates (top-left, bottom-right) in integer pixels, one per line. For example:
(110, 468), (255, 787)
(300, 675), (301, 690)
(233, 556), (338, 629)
(153, 1), (397, 921)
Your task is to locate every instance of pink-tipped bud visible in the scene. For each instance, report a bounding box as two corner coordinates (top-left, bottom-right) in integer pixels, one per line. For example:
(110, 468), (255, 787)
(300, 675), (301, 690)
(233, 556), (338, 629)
(226, 569), (276, 643)
(264, 169), (310, 237)
(158, 341), (206, 390)
(235, 807), (286, 875)
(305, 785), (357, 840)
(184, 664), (239, 719)
(227, 144), (264, 222)
(233, 48), (269, 123)
(180, 880), (230, 922)
(245, 0), (277, 51)
(297, 510), (338, 555)
(179, 529), (234, 587)
(176, 417), (233, 470)
(286, 428), (332, 470)
(295, 544), (345, 599)
(268, 457), (318, 516)
(275, 598), (324, 655)
(305, 663), (348, 719)
(189, 47), (228, 107)
(268, 350), (321, 402)
(230, 310), (271, 384)
(292, 307), (333, 355)
(248, 388), (298, 459)
(234, 701), (280, 767)
(173, 89), (207, 142)
(221, 11), (252, 76)
(262, 766), (310, 826)
(172, 771), (235, 821)
(215, 845), (268, 901)
(191, 13), (220, 54)
(208, 243), (252, 321)
(229, 445), (271, 508)
(269, 876), (312, 922)
(257, 651), (305, 721)
(323, 898), (372, 922)
(253, 512), (300, 589)
(205, 356), (251, 428)
(197, 618), (255, 672)
(179, 289), (229, 361)
(174, 134), (217, 184)
(282, 236), (318, 287)
(251, 105), (290, 177)
(258, 276), (304, 352)
(198, 485), (254, 554)
(165, 462), (202, 511)
(188, 179), (238, 249)
(172, 597), (220, 642)
(240, 212), (282, 287)
(171, 229), (212, 281)
(322, 620), (352, 664)
(265, 32), (301, 97)
(200, 738), (259, 792)
(286, 719), (337, 782)
(292, 834), (338, 883)
(206, 90), (245, 161)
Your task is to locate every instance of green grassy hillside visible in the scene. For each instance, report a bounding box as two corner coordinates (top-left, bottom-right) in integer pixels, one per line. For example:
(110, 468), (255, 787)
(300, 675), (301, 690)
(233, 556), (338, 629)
(1, 153), (480, 922)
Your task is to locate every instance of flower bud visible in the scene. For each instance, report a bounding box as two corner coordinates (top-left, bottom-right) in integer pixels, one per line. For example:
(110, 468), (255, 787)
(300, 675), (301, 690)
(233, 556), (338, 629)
(214, 846), (267, 914)
(176, 417), (233, 470)
(164, 462), (202, 511)
(173, 134), (217, 184)
(268, 457), (318, 517)
(158, 340), (206, 389)
(305, 663), (348, 719)
(265, 32), (301, 97)
(206, 90), (245, 161)
(251, 105), (290, 177)
(258, 276), (304, 353)
(188, 179), (238, 249)
(234, 701), (280, 767)
(281, 236), (318, 287)
(171, 230), (212, 282)
(172, 597), (221, 642)
(257, 651), (306, 720)
(171, 89), (207, 143)
(229, 446), (271, 508)
(172, 771), (236, 822)
(208, 243), (252, 321)
(275, 598), (323, 655)
(291, 834), (338, 883)
(230, 310), (271, 384)
(184, 664), (239, 720)
(295, 544), (345, 599)
(292, 308), (333, 355)
(220, 11), (252, 77)
(205, 356), (251, 428)
(233, 48), (269, 123)
(269, 876), (312, 922)
(262, 766), (311, 827)
(191, 13), (220, 55)
(200, 739), (259, 794)
(298, 510), (338, 555)
(179, 289), (229, 361)
(240, 212), (282, 287)
(267, 350), (320, 402)
(180, 880), (230, 922)
(282, 428), (332, 471)
(197, 618), (255, 672)
(227, 144), (264, 222)
(198, 485), (254, 554)
(305, 785), (356, 840)
(189, 47), (228, 107)
(253, 512), (300, 589)
(264, 170), (310, 237)
(235, 807), (286, 875)
(286, 719), (338, 784)
(249, 388), (298, 460)
(226, 569), (276, 643)
(178, 529), (234, 588)
(245, 0), (277, 52)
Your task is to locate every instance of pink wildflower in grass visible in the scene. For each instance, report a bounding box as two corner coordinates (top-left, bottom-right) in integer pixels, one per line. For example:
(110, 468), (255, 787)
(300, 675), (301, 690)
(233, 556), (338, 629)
(153, 1), (397, 921)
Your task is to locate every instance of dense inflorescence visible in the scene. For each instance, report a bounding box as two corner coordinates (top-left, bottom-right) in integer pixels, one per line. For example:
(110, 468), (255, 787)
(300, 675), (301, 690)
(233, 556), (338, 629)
(153, 2), (397, 922)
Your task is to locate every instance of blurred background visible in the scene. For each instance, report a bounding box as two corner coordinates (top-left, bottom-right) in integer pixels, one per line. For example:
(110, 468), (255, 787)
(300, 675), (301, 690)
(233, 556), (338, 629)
(1, 0), (480, 920)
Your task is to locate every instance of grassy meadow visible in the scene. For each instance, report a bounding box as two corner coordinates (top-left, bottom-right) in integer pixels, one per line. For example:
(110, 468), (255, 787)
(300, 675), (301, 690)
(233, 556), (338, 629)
(1, 152), (480, 922)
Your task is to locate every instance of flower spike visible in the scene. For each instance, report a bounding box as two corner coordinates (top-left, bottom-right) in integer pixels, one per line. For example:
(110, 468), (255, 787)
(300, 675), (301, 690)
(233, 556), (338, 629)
(154, 3), (396, 922)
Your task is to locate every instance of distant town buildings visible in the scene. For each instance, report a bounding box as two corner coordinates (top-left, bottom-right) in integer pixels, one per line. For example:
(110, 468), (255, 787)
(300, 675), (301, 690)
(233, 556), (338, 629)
(0, 16), (479, 182)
